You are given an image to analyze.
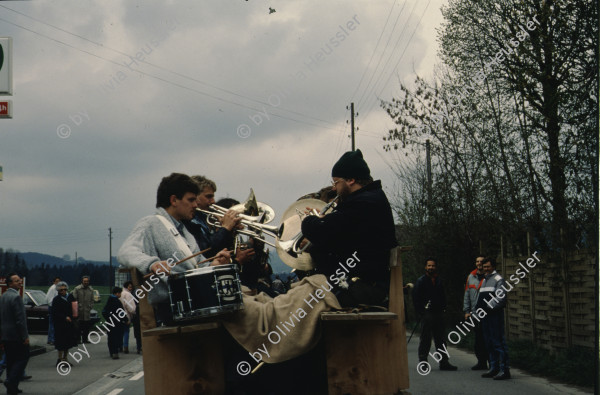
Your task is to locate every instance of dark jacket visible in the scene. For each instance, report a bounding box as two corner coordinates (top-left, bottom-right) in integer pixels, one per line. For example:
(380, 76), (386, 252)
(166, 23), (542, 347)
(102, 295), (128, 326)
(52, 294), (77, 350)
(184, 212), (234, 258)
(413, 273), (446, 314)
(0, 288), (28, 342)
(301, 180), (397, 283)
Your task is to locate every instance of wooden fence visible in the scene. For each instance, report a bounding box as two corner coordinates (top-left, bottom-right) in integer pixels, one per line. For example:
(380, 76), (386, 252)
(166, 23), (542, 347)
(501, 247), (595, 351)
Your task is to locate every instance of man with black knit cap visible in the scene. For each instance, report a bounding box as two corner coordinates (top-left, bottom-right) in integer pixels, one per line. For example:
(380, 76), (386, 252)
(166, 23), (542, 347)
(301, 149), (397, 307)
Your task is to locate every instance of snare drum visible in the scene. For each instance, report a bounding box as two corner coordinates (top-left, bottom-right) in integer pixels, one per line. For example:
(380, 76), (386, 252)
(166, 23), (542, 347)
(168, 264), (244, 321)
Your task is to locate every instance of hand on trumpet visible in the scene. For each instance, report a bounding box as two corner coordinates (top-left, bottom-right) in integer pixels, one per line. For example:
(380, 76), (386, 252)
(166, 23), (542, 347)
(304, 206), (326, 218)
(235, 245), (256, 265)
(219, 210), (244, 231)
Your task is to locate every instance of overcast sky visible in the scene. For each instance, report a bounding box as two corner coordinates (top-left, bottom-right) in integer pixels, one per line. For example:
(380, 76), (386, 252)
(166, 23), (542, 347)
(0, 0), (445, 261)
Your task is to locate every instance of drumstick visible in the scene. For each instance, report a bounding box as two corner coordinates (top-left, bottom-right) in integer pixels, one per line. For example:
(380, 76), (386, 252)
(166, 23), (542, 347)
(143, 248), (211, 280)
(195, 250), (234, 267)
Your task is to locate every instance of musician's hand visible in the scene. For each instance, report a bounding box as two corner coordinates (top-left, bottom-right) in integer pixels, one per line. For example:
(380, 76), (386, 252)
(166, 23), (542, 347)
(464, 313), (471, 320)
(235, 247), (255, 265)
(304, 207), (325, 218)
(150, 261), (171, 276)
(211, 249), (232, 266)
(220, 210), (243, 231)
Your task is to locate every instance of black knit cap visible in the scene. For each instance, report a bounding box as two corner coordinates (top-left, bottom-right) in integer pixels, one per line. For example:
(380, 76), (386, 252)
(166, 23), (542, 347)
(331, 149), (371, 179)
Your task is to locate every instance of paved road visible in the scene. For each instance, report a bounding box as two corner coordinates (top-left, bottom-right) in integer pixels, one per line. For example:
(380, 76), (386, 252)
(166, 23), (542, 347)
(406, 334), (594, 394)
(5, 332), (594, 394)
(6, 334), (144, 395)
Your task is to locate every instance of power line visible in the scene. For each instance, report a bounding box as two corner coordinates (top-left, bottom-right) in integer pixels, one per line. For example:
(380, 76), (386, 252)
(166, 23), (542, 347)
(361, 0), (433, 122)
(0, 15), (345, 134)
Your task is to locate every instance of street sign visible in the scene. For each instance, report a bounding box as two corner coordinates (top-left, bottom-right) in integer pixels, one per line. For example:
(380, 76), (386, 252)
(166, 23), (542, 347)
(0, 100), (12, 118)
(0, 37), (13, 95)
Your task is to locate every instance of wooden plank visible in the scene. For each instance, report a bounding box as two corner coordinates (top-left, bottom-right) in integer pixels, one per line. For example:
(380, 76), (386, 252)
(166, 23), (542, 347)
(142, 327), (225, 394)
(320, 312), (397, 321)
(323, 246), (409, 394)
(143, 326), (179, 338)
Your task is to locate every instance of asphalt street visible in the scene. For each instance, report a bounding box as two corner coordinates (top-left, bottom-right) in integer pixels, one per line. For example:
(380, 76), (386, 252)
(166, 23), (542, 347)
(3, 332), (594, 394)
(406, 333), (594, 394)
(8, 334), (144, 395)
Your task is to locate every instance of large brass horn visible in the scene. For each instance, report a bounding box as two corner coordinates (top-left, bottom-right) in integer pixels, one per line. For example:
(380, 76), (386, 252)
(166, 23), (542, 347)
(275, 196), (338, 270)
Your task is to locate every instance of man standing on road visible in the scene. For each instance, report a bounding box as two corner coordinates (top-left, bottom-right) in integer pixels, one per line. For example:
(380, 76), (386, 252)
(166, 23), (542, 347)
(45, 276), (61, 346)
(476, 257), (510, 380)
(413, 258), (457, 371)
(463, 256), (488, 370)
(72, 276), (94, 343)
(0, 273), (30, 395)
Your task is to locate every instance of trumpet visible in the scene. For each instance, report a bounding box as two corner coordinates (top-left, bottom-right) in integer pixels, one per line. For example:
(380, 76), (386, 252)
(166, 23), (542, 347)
(196, 189), (281, 247)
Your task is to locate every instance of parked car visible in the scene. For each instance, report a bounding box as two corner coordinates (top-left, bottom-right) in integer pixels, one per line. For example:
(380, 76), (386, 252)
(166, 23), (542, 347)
(23, 289), (100, 334)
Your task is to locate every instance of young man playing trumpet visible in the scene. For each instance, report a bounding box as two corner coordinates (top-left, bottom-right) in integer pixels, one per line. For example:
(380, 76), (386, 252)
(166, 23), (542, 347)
(183, 175), (242, 258)
(117, 173), (230, 325)
(301, 149), (397, 307)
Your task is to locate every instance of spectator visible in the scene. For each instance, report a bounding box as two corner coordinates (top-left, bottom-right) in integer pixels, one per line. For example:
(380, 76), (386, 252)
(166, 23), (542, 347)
(52, 282), (77, 367)
(72, 276), (95, 344)
(120, 281), (136, 354)
(0, 273), (30, 395)
(103, 287), (128, 360)
(45, 276), (61, 346)
(463, 256), (488, 370)
(413, 258), (457, 371)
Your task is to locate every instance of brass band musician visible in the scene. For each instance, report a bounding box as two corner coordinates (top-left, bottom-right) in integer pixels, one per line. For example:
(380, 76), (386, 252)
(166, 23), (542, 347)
(301, 149), (397, 307)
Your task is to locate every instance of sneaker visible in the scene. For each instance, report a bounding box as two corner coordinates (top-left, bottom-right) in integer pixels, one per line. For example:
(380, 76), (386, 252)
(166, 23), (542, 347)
(482, 369), (500, 378)
(21, 375), (31, 380)
(493, 370), (511, 380)
(471, 362), (488, 370)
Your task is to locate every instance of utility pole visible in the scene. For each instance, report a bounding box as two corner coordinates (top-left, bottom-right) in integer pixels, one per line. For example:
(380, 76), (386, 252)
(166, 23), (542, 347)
(108, 227), (113, 287)
(426, 139), (432, 212)
(346, 102), (359, 151)
(75, 251), (78, 266)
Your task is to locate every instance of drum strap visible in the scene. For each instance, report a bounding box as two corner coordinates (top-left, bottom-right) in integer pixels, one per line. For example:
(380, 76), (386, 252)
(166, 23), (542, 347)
(155, 215), (196, 265)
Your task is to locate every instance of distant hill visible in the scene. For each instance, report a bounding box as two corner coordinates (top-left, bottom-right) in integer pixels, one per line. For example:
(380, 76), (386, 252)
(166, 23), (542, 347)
(19, 252), (111, 268)
(19, 250), (293, 273)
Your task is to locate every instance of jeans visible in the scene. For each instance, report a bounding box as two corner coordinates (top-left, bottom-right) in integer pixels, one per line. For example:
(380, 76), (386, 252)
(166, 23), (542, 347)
(481, 310), (509, 371)
(123, 324), (130, 349)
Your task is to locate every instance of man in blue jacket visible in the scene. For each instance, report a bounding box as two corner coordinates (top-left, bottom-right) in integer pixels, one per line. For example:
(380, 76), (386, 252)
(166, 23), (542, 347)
(476, 257), (510, 380)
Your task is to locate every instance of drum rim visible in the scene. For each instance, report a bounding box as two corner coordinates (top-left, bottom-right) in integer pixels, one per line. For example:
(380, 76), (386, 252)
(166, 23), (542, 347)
(168, 263), (239, 280)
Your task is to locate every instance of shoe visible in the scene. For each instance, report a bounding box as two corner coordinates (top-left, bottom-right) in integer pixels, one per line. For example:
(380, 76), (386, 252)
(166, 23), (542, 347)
(471, 362), (488, 370)
(137, 349), (141, 354)
(482, 369), (500, 378)
(83, 340), (91, 344)
(493, 370), (511, 380)
(21, 375), (31, 380)
(47, 342), (54, 345)
(439, 361), (457, 371)
(56, 359), (62, 366)
(111, 354), (119, 360)
(124, 347), (129, 354)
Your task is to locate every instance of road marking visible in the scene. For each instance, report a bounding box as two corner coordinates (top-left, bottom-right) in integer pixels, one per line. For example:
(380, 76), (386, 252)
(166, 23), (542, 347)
(129, 371), (144, 381)
(105, 390), (123, 395)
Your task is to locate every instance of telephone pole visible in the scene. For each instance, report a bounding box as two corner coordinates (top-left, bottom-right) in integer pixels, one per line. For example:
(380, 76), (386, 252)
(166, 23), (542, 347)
(346, 102), (359, 151)
(108, 227), (113, 287)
